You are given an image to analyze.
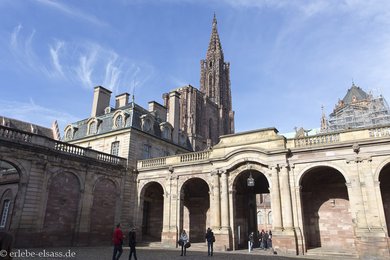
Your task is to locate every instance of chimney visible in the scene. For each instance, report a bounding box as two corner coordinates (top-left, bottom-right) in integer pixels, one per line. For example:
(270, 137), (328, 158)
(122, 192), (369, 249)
(91, 86), (112, 117)
(168, 91), (180, 144)
(115, 93), (129, 108)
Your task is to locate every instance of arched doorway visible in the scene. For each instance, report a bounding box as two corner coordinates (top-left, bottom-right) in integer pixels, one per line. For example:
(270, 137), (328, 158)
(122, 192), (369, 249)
(300, 166), (355, 252)
(180, 178), (210, 242)
(379, 163), (390, 237)
(0, 160), (20, 232)
(140, 182), (164, 242)
(233, 167), (270, 248)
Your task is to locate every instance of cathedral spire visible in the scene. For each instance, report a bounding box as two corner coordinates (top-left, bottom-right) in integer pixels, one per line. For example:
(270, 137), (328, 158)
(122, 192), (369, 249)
(200, 15), (234, 136)
(206, 13), (224, 60)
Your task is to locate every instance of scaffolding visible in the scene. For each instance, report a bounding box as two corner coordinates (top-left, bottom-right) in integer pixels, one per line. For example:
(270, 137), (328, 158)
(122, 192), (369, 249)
(321, 84), (390, 132)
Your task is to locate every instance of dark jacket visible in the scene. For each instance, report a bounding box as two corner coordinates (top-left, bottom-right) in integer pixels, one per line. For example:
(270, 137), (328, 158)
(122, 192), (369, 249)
(205, 230), (214, 243)
(128, 231), (136, 247)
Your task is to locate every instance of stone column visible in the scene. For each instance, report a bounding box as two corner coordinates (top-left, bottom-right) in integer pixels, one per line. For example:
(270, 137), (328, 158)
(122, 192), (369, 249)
(279, 165), (294, 230)
(360, 159), (383, 228)
(346, 159), (368, 230)
(161, 167), (179, 247)
(211, 170), (221, 229)
(162, 173), (172, 237)
(270, 166), (282, 231)
(220, 170), (229, 229)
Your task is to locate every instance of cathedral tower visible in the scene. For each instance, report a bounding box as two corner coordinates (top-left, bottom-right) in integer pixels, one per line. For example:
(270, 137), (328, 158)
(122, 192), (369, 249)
(200, 14), (234, 135)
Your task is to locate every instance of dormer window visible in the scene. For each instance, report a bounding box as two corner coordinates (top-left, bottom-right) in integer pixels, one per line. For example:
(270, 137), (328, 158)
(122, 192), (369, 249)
(115, 115), (123, 128)
(88, 121), (97, 135)
(65, 129), (72, 140)
(141, 114), (154, 133)
(143, 119), (152, 132)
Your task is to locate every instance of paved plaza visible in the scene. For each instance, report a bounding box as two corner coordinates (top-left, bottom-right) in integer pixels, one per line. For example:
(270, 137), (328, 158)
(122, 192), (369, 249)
(9, 246), (358, 260)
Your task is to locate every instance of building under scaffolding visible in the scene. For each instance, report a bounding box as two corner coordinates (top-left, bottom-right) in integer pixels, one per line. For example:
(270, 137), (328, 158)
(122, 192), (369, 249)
(321, 83), (390, 132)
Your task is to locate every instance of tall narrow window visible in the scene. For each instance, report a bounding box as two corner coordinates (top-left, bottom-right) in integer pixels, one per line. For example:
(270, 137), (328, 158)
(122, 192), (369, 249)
(0, 200), (10, 228)
(268, 211), (273, 225)
(143, 144), (151, 159)
(257, 211), (264, 225)
(89, 121), (97, 135)
(111, 141), (120, 156)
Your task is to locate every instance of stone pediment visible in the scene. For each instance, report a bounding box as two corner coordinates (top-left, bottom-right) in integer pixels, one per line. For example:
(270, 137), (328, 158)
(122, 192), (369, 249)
(213, 127), (286, 151)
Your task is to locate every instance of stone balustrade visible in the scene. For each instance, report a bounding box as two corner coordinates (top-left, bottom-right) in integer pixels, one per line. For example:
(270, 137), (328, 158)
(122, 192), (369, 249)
(140, 157), (167, 168)
(138, 150), (210, 169)
(0, 125), (126, 166)
(293, 133), (340, 147)
(180, 150), (210, 162)
(292, 125), (390, 148)
(369, 126), (390, 138)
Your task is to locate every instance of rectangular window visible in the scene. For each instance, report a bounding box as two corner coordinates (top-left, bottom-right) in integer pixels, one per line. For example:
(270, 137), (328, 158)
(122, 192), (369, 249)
(143, 144), (151, 159)
(111, 141), (120, 156)
(0, 200), (10, 228)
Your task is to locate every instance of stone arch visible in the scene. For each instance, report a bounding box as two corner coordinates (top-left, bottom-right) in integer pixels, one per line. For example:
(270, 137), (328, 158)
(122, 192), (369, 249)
(378, 162), (390, 237)
(227, 161), (270, 190)
(296, 162), (350, 187)
(374, 158), (390, 182)
(180, 177), (210, 242)
(43, 171), (81, 246)
(139, 181), (164, 242)
(230, 162), (270, 249)
(299, 165), (355, 253)
(89, 178), (117, 245)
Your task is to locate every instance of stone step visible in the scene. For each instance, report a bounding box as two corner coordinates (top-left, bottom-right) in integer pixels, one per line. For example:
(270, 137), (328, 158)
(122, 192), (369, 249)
(306, 248), (359, 259)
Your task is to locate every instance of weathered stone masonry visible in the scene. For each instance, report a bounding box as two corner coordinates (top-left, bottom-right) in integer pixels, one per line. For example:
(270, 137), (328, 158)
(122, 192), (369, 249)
(0, 125), (133, 247)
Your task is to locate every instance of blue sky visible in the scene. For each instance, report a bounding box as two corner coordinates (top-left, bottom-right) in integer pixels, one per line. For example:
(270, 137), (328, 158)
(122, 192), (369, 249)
(1, 0), (390, 136)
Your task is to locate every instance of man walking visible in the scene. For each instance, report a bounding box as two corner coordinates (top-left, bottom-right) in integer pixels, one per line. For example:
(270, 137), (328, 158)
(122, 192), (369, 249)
(128, 227), (137, 260)
(112, 223), (124, 260)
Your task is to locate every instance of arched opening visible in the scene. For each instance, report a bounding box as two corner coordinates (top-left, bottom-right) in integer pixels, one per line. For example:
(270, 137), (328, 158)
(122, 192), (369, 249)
(300, 166), (355, 253)
(233, 167), (270, 249)
(0, 160), (20, 232)
(90, 179), (117, 245)
(180, 178), (210, 242)
(141, 182), (164, 242)
(379, 163), (390, 237)
(43, 172), (81, 246)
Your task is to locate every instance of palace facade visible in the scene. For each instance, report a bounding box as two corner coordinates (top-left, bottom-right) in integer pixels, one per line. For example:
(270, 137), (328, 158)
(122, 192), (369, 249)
(0, 16), (389, 259)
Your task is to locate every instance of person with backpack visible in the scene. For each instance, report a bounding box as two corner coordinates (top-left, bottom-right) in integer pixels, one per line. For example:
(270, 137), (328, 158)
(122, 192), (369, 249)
(205, 227), (215, 256)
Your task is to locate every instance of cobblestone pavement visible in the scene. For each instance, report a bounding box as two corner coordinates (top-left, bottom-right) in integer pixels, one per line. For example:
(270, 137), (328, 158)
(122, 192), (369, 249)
(8, 246), (359, 260)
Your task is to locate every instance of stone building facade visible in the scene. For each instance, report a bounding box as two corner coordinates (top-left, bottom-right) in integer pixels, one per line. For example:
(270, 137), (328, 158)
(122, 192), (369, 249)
(136, 126), (390, 259)
(1, 15), (390, 260)
(0, 124), (132, 247)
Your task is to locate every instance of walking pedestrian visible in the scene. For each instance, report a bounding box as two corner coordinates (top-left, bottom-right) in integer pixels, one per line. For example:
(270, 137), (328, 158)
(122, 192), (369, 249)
(248, 232), (254, 251)
(128, 227), (137, 260)
(112, 223), (124, 260)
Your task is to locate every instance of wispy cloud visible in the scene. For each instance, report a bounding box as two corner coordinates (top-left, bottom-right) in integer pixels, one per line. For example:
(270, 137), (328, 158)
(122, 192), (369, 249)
(0, 98), (79, 130)
(49, 40), (64, 76)
(35, 0), (108, 27)
(8, 24), (155, 93)
(9, 24), (52, 76)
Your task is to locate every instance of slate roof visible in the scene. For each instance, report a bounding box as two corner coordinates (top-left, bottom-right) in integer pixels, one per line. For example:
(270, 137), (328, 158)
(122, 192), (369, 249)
(0, 116), (54, 138)
(342, 84), (369, 104)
